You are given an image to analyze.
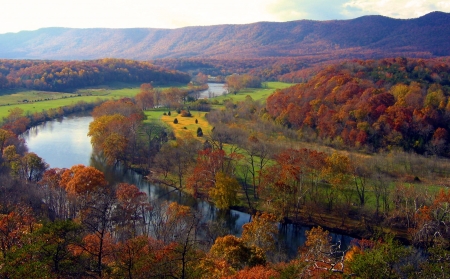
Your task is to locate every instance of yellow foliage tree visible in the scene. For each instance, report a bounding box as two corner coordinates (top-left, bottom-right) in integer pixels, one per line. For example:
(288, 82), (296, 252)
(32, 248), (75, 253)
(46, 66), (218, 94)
(209, 172), (240, 209)
(241, 212), (278, 254)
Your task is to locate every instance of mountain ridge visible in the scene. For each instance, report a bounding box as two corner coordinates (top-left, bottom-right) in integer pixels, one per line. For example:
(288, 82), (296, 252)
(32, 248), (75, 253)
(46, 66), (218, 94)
(0, 11), (449, 60)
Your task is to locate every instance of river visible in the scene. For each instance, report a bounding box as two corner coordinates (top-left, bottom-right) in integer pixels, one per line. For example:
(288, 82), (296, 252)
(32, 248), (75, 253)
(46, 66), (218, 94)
(195, 83), (228, 98)
(21, 114), (353, 257)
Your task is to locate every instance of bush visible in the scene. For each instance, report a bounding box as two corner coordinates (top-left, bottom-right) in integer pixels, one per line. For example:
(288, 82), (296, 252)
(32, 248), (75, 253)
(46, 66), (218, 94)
(180, 110), (192, 117)
(173, 118), (178, 124)
(195, 119), (198, 124)
(197, 127), (203, 137)
(168, 111), (171, 116)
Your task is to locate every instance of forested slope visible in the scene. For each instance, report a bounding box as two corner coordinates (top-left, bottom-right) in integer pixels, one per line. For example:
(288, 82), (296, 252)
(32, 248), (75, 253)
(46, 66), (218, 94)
(266, 57), (450, 156)
(0, 12), (449, 60)
(0, 58), (190, 91)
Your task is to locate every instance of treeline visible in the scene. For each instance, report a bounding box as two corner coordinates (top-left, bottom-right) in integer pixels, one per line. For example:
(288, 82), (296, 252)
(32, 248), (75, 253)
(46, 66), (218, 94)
(225, 74), (262, 94)
(0, 58), (191, 92)
(267, 57), (450, 156)
(1, 99), (105, 135)
(152, 57), (310, 81)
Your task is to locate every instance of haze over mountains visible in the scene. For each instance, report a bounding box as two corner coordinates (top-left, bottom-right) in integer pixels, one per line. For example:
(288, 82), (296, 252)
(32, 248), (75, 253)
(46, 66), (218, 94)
(0, 11), (449, 60)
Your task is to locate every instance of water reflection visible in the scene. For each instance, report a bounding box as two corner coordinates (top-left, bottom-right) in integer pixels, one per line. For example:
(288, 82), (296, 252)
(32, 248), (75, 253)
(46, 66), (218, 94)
(195, 83), (228, 99)
(21, 113), (93, 169)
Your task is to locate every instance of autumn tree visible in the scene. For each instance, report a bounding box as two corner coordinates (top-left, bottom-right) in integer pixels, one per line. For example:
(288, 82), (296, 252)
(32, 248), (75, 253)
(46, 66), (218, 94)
(411, 189), (450, 248)
(114, 183), (152, 240)
(88, 114), (131, 166)
(2, 145), (23, 177)
(298, 226), (346, 277)
(19, 152), (48, 182)
(260, 149), (322, 219)
(209, 235), (265, 270)
(243, 134), (271, 199)
(322, 152), (352, 212)
(226, 74), (261, 94)
(0, 205), (36, 260)
(209, 172), (240, 209)
(186, 148), (226, 197)
(2, 107), (30, 135)
(0, 129), (18, 154)
(152, 135), (201, 191)
(147, 202), (203, 279)
(241, 212), (278, 254)
(110, 235), (176, 279)
(193, 72), (208, 85)
(135, 83), (155, 110)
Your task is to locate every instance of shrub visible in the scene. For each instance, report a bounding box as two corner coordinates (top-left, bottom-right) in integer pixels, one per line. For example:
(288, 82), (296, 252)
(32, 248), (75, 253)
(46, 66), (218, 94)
(173, 118), (178, 124)
(195, 119), (198, 124)
(168, 111), (171, 116)
(180, 110), (192, 117)
(197, 127), (203, 137)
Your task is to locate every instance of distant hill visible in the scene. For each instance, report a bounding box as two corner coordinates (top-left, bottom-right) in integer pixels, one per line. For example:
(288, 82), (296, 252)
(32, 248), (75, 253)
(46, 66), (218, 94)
(0, 12), (449, 60)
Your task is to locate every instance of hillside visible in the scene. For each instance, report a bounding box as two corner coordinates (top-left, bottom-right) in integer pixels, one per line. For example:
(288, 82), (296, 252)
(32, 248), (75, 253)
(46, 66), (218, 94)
(0, 58), (190, 92)
(0, 12), (449, 60)
(266, 57), (450, 156)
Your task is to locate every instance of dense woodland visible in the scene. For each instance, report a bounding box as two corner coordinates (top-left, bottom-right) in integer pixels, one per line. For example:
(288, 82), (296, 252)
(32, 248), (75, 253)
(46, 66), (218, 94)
(1, 57), (450, 278)
(0, 58), (190, 92)
(151, 57), (311, 82)
(267, 58), (450, 156)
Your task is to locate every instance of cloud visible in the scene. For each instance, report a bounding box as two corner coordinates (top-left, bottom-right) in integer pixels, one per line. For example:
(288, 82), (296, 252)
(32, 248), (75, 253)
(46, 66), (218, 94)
(2, 0), (450, 34)
(267, 0), (450, 22)
(266, 0), (366, 21)
(343, 0), (450, 18)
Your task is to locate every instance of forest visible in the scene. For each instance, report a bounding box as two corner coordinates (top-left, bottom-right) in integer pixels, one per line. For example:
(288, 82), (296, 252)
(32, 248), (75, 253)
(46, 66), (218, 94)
(0, 58), (190, 92)
(267, 57), (450, 156)
(1, 57), (450, 278)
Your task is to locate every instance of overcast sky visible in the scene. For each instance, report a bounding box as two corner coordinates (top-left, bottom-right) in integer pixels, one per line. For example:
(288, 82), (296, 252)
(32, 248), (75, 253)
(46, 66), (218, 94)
(1, 0), (449, 34)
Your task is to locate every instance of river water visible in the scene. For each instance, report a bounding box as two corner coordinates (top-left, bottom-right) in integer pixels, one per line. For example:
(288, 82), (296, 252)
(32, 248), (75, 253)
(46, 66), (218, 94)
(195, 83), (228, 98)
(21, 114), (353, 257)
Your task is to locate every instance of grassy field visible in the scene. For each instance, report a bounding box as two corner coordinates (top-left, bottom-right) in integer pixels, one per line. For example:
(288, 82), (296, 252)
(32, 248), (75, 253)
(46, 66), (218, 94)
(0, 82), (187, 120)
(160, 111), (212, 139)
(212, 82), (293, 103)
(0, 81), (294, 120)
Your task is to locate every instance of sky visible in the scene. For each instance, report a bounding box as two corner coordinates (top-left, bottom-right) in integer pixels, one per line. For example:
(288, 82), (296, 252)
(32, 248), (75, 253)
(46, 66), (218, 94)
(1, 0), (449, 34)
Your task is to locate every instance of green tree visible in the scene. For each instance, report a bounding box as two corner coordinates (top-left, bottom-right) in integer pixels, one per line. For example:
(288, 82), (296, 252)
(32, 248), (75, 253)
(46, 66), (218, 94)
(348, 235), (414, 279)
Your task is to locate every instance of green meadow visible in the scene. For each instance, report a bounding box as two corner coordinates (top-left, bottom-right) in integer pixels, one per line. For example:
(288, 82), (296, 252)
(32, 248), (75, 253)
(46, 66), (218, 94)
(0, 82), (186, 120)
(0, 81), (294, 120)
(212, 82), (293, 104)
